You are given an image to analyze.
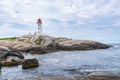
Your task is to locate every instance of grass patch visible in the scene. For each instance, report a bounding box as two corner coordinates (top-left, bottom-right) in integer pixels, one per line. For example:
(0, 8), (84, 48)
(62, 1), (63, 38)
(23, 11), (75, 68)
(0, 37), (17, 40)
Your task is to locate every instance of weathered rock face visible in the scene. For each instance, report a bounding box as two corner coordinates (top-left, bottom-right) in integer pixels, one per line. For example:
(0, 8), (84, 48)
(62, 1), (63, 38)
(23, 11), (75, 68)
(22, 58), (39, 69)
(22, 46), (57, 54)
(30, 35), (55, 46)
(1, 61), (20, 66)
(0, 46), (24, 66)
(0, 46), (11, 51)
(56, 40), (111, 50)
(0, 39), (32, 51)
(0, 51), (24, 60)
(0, 56), (23, 66)
(27, 35), (112, 52)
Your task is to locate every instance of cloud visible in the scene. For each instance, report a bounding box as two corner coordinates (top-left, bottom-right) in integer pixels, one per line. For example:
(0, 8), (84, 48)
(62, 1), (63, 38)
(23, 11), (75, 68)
(0, 23), (35, 38)
(0, 0), (120, 43)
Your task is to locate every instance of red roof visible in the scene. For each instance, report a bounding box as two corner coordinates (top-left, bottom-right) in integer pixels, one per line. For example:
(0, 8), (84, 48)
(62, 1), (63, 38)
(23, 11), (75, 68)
(37, 18), (42, 23)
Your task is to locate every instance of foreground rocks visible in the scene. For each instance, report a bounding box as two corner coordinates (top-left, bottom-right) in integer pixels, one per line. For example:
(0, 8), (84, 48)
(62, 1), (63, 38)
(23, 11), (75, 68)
(2, 61), (20, 66)
(0, 46), (24, 60)
(0, 47), (39, 68)
(17, 72), (120, 80)
(0, 46), (40, 69)
(22, 58), (39, 69)
(0, 46), (24, 67)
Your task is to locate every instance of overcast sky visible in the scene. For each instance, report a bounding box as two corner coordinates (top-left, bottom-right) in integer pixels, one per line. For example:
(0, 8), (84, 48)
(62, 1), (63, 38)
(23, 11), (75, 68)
(0, 0), (120, 43)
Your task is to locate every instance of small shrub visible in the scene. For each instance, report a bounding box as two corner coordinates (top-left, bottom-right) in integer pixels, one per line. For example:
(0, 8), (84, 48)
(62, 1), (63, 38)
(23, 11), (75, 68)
(36, 38), (42, 45)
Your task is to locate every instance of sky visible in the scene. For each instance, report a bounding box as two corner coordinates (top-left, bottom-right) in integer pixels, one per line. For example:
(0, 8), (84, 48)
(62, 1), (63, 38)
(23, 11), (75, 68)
(0, 0), (120, 43)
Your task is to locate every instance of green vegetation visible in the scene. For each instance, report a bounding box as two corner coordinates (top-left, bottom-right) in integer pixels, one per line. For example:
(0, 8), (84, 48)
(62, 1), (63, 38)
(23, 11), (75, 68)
(0, 37), (17, 40)
(36, 38), (42, 45)
(2, 61), (19, 66)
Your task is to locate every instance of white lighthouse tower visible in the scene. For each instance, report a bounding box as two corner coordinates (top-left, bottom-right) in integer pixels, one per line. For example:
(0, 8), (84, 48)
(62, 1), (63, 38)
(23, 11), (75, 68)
(37, 18), (42, 34)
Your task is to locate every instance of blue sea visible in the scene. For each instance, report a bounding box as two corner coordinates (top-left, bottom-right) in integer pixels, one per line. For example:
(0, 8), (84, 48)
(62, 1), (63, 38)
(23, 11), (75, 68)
(0, 43), (120, 80)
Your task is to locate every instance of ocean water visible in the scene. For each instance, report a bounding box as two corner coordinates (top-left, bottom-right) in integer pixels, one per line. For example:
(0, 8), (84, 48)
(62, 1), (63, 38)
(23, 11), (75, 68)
(0, 43), (120, 80)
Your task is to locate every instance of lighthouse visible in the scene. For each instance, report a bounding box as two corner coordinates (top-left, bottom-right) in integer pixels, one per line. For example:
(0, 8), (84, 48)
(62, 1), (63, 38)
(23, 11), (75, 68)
(37, 18), (42, 34)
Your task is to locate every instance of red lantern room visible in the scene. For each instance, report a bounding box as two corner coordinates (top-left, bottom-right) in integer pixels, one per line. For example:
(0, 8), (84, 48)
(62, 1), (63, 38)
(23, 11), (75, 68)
(37, 18), (42, 24)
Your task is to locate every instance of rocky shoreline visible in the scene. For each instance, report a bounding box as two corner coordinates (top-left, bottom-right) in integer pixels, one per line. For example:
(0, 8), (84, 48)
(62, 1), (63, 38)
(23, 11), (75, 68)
(17, 71), (120, 80)
(0, 34), (112, 67)
(0, 34), (112, 52)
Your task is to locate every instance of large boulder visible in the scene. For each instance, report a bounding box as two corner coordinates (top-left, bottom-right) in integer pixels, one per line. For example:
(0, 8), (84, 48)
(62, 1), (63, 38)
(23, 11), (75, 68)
(1, 61), (20, 66)
(7, 51), (24, 59)
(55, 37), (72, 43)
(30, 35), (55, 46)
(0, 40), (32, 51)
(0, 46), (11, 60)
(41, 35), (55, 46)
(0, 46), (11, 51)
(0, 51), (24, 66)
(56, 39), (111, 50)
(0, 51), (24, 60)
(0, 46), (24, 67)
(1, 56), (23, 66)
(22, 58), (39, 69)
(17, 37), (29, 42)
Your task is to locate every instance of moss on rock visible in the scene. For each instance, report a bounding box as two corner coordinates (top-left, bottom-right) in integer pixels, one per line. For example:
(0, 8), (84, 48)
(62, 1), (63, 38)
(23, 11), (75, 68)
(2, 61), (20, 66)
